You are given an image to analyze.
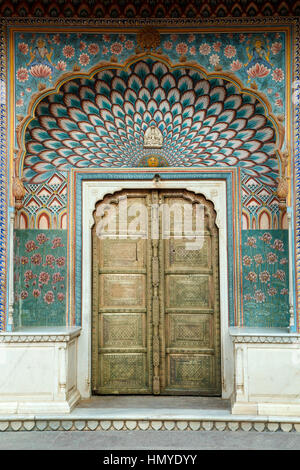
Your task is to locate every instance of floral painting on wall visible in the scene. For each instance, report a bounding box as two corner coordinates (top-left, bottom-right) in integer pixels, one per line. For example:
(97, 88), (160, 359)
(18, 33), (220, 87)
(13, 229), (67, 327)
(242, 230), (289, 327)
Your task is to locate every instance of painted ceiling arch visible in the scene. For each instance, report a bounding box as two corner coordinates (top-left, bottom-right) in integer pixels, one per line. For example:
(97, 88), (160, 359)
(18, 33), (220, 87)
(21, 57), (282, 186)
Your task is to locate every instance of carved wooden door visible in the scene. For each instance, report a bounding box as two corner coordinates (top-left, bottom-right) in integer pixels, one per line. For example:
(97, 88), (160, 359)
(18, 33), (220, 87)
(92, 189), (221, 395)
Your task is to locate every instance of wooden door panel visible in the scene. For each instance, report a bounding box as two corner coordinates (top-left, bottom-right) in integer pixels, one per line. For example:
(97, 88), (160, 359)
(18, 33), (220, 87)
(99, 274), (146, 310)
(99, 238), (146, 271)
(166, 313), (214, 350)
(99, 353), (149, 393)
(166, 354), (217, 394)
(100, 313), (146, 349)
(165, 236), (212, 271)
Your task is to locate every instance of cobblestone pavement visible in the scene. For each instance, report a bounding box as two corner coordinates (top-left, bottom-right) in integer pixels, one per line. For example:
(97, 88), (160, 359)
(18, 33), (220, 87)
(0, 430), (300, 450)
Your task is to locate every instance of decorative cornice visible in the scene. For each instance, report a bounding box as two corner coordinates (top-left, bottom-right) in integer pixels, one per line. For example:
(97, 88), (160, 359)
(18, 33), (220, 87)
(231, 335), (300, 344)
(0, 329), (81, 343)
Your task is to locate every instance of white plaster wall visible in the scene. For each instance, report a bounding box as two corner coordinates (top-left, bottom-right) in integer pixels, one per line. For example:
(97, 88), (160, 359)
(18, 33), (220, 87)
(79, 178), (234, 399)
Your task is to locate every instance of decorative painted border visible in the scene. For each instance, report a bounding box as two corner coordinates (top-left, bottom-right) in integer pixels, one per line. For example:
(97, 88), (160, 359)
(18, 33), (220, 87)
(0, 16), (298, 332)
(0, 417), (300, 432)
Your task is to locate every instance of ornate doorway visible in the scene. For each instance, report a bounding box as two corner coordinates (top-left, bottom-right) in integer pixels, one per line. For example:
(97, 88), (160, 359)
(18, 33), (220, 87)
(92, 189), (221, 396)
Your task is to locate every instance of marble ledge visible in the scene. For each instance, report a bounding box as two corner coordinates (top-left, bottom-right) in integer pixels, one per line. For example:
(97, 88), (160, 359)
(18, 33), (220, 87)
(229, 327), (300, 343)
(0, 326), (81, 343)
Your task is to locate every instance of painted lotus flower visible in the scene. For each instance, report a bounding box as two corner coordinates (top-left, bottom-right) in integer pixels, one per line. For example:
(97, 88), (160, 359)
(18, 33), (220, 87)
(56, 256), (66, 267)
(17, 67), (29, 82)
(254, 254), (263, 265)
(224, 45), (236, 58)
(20, 290), (28, 300)
(21, 256), (29, 265)
(176, 43), (188, 56)
(33, 289), (41, 298)
(259, 271), (270, 283)
(18, 42), (29, 54)
(63, 45), (75, 59)
(254, 290), (266, 303)
(272, 68), (284, 82)
(57, 293), (65, 302)
(188, 33), (195, 43)
(79, 53), (90, 67)
(199, 43), (211, 55)
(267, 252), (278, 264)
(52, 237), (64, 249)
(271, 42), (282, 55)
(272, 239), (284, 251)
(31, 253), (42, 265)
(24, 270), (35, 281)
(189, 46), (196, 56)
(102, 46), (109, 55)
(39, 271), (50, 285)
(247, 63), (270, 78)
(44, 291), (54, 304)
(260, 232), (272, 244)
(44, 254), (55, 267)
(231, 60), (243, 71)
(36, 233), (48, 244)
(246, 236), (256, 247)
(246, 272), (257, 282)
(52, 272), (64, 283)
(244, 294), (252, 301)
(110, 42), (123, 55)
(16, 98), (24, 107)
(243, 255), (252, 266)
(25, 240), (37, 252)
(280, 258), (288, 265)
(273, 269), (285, 281)
(56, 60), (67, 71)
(281, 288), (288, 295)
(275, 98), (283, 107)
(30, 64), (52, 78)
(268, 287), (277, 296)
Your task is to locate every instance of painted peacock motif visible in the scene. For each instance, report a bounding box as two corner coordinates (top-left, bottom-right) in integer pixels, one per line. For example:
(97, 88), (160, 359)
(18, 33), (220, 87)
(24, 59), (278, 185)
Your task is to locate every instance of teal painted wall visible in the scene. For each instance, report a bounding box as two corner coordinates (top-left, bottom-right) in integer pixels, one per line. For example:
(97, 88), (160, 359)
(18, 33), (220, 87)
(13, 229), (67, 327)
(242, 230), (289, 327)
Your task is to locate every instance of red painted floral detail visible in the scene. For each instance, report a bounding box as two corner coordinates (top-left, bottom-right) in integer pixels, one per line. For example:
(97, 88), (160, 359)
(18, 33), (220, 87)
(259, 232), (272, 244)
(245, 236), (257, 247)
(63, 45), (75, 59)
(125, 40), (134, 50)
(271, 42), (282, 55)
(272, 239), (284, 251)
(189, 46), (196, 56)
(254, 290), (266, 303)
(36, 233), (49, 244)
(246, 272), (257, 282)
(16, 98), (24, 107)
(88, 43), (99, 55)
(280, 288), (288, 295)
(52, 237), (64, 249)
(56, 256), (66, 267)
(163, 41), (172, 50)
(33, 289), (41, 298)
(243, 255), (252, 266)
(21, 290), (28, 300)
(272, 68), (284, 82)
(188, 34), (195, 43)
(79, 53), (90, 66)
(79, 41), (87, 51)
(56, 60), (67, 71)
(17, 67), (29, 82)
(259, 271), (270, 283)
(231, 60), (243, 71)
(52, 272), (64, 283)
(267, 252), (278, 264)
(254, 254), (263, 265)
(21, 256), (29, 265)
(213, 41), (221, 52)
(273, 269), (285, 281)
(25, 240), (38, 252)
(44, 291), (54, 304)
(176, 43), (188, 55)
(24, 270), (35, 281)
(224, 45), (236, 58)
(267, 287), (277, 296)
(53, 34), (60, 45)
(44, 254), (55, 268)
(39, 271), (50, 285)
(199, 43), (211, 55)
(110, 42), (123, 55)
(209, 54), (220, 66)
(57, 293), (65, 302)
(103, 34), (110, 42)
(31, 253), (42, 265)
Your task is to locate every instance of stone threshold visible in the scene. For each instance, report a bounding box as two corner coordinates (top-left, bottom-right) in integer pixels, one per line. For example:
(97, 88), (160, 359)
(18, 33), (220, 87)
(1, 408), (300, 432)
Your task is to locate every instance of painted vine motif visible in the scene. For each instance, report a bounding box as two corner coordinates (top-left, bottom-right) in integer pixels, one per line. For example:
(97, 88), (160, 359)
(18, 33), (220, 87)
(13, 229), (67, 327)
(242, 230), (289, 327)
